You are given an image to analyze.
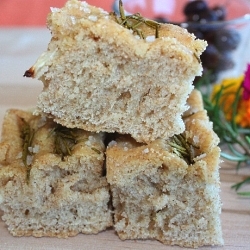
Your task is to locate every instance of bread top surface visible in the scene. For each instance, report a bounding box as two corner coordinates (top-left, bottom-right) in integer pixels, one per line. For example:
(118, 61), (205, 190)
(27, 0), (206, 79)
(0, 109), (105, 170)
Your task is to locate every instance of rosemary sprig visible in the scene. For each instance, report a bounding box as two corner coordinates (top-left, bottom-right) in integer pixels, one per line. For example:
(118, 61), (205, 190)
(112, 0), (160, 39)
(231, 177), (250, 196)
(91, 147), (101, 154)
(196, 73), (250, 196)
(19, 117), (35, 181)
(51, 124), (79, 160)
(167, 134), (198, 165)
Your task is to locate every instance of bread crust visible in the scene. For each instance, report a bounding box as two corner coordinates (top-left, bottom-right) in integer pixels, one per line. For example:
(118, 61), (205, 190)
(0, 109), (112, 237)
(106, 89), (223, 247)
(26, 0), (207, 143)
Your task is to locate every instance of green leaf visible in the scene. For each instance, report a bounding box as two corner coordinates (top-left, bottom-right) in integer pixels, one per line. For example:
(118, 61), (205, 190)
(237, 191), (250, 197)
(221, 152), (248, 162)
(196, 74), (250, 198)
(231, 177), (250, 191)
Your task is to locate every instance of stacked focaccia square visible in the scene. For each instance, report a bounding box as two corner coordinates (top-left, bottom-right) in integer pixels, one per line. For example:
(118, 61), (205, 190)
(0, 0), (223, 247)
(0, 109), (112, 237)
(25, 0), (206, 143)
(106, 90), (223, 248)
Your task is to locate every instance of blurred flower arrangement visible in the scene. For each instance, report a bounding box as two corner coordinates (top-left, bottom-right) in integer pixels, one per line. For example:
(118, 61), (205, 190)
(197, 64), (250, 197)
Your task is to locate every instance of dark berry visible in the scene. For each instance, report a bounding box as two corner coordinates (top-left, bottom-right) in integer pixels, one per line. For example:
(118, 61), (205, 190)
(212, 5), (227, 21)
(153, 16), (168, 23)
(196, 9), (219, 23)
(214, 28), (241, 52)
(203, 30), (216, 43)
(181, 0), (239, 80)
(216, 53), (235, 71)
(186, 13), (201, 22)
(201, 44), (221, 69)
(186, 27), (204, 39)
(183, 0), (209, 16)
(186, 10), (223, 33)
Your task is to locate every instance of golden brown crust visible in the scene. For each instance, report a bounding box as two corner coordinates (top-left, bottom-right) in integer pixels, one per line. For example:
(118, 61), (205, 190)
(28, 0), (207, 143)
(107, 13), (206, 56)
(184, 89), (204, 117)
(106, 89), (223, 247)
(23, 67), (35, 78)
(184, 110), (220, 152)
(0, 109), (112, 238)
(0, 109), (33, 164)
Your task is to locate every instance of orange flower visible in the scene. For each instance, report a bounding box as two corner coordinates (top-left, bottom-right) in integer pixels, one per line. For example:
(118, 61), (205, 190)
(236, 99), (250, 127)
(211, 65), (250, 128)
(212, 76), (244, 122)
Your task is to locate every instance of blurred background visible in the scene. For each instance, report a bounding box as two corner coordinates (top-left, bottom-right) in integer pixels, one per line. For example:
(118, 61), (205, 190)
(0, 0), (248, 26)
(0, 0), (113, 26)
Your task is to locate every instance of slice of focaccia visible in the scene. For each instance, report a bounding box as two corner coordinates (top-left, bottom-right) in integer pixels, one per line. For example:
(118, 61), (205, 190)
(106, 90), (223, 248)
(24, 0), (207, 143)
(0, 109), (112, 237)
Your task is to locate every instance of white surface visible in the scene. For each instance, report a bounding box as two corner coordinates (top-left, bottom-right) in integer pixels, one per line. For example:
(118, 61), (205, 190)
(0, 28), (50, 86)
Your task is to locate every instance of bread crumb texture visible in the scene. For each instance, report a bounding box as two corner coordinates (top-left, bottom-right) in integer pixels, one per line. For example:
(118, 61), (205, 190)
(0, 109), (112, 237)
(30, 0), (207, 143)
(0, 90), (223, 247)
(106, 90), (223, 248)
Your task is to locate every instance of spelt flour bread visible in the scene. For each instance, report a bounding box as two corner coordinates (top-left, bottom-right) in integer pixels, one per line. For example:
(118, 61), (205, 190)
(24, 0), (207, 143)
(0, 109), (112, 237)
(106, 90), (223, 248)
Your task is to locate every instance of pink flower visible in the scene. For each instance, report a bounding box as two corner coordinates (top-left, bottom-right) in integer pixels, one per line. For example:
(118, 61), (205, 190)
(242, 64), (250, 100)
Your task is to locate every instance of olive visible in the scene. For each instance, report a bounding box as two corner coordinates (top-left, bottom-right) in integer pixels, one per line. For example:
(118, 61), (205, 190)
(186, 9), (218, 23)
(216, 53), (235, 71)
(153, 16), (168, 23)
(186, 27), (204, 39)
(214, 28), (241, 51)
(212, 5), (227, 21)
(183, 0), (209, 16)
(178, 0), (241, 82)
(201, 44), (221, 69)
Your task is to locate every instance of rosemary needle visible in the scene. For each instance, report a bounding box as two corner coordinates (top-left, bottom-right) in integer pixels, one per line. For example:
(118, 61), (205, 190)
(112, 0), (160, 39)
(51, 124), (79, 160)
(196, 73), (250, 197)
(19, 117), (35, 182)
(167, 134), (196, 165)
